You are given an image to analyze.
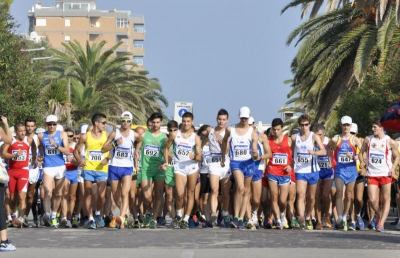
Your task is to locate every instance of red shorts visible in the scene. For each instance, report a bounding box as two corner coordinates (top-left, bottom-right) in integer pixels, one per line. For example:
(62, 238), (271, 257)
(367, 176), (392, 187)
(8, 169), (29, 194)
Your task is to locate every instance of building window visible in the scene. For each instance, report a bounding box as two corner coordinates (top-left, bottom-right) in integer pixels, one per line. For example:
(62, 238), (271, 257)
(133, 56), (144, 65)
(133, 40), (144, 48)
(134, 24), (145, 33)
(36, 18), (47, 27)
(90, 17), (100, 28)
(89, 34), (99, 41)
(65, 19), (70, 27)
(64, 35), (71, 42)
(116, 18), (129, 28)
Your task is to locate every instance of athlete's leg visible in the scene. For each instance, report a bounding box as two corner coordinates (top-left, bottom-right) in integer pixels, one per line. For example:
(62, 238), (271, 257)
(185, 172), (199, 218)
(24, 184), (36, 217)
(251, 180), (262, 222)
(233, 170), (245, 219)
(174, 173), (187, 219)
(343, 182), (355, 221)
(67, 183), (78, 220)
(209, 174), (220, 218)
(42, 173), (55, 216)
(221, 177), (231, 218)
(153, 180), (164, 219)
(239, 176), (252, 219)
(379, 183), (391, 228)
(52, 178), (65, 217)
(84, 181), (93, 218)
(61, 179), (70, 220)
(321, 179), (333, 226)
(296, 180), (307, 224)
(287, 182), (296, 223)
(96, 181), (107, 215)
(305, 184), (317, 219)
(334, 178), (345, 221)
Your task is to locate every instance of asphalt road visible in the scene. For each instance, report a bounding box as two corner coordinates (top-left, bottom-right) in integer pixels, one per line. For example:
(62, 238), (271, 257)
(3, 225), (400, 258)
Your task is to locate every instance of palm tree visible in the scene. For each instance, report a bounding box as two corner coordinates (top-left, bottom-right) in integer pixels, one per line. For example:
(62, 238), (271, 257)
(47, 40), (167, 125)
(282, 1), (400, 125)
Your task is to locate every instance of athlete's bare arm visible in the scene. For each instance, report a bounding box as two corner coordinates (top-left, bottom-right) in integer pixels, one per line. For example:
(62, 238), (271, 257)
(260, 134), (272, 160)
(0, 116), (12, 144)
(162, 131), (177, 170)
(74, 133), (87, 167)
(360, 137), (370, 169)
(134, 135), (143, 172)
(312, 134), (327, 156)
(58, 131), (70, 155)
(37, 133), (44, 162)
(1, 144), (13, 160)
(101, 131), (116, 153)
(251, 130), (259, 160)
(193, 135), (202, 162)
(390, 139), (400, 176)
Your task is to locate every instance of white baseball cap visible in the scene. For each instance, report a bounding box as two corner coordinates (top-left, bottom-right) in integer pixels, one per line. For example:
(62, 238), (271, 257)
(121, 111), (133, 120)
(248, 116), (255, 125)
(45, 115), (58, 123)
(341, 115), (352, 125)
(350, 123), (358, 134)
(239, 106), (251, 118)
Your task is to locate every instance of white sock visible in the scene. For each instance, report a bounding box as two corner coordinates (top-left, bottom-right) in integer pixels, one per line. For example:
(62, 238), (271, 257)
(95, 211), (101, 216)
(176, 209), (183, 218)
(222, 210), (229, 217)
(50, 211), (57, 219)
(183, 215), (190, 222)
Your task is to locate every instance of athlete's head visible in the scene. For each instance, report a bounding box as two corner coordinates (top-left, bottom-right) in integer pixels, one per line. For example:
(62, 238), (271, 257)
(298, 114), (311, 133)
(149, 112), (163, 131)
(314, 124), (325, 140)
(135, 126), (146, 138)
(45, 115), (58, 133)
(271, 118), (284, 138)
(65, 128), (75, 143)
(350, 123), (358, 135)
(371, 120), (384, 137)
(216, 109), (229, 128)
(14, 123), (26, 140)
(24, 117), (36, 135)
(91, 113), (107, 131)
(340, 115), (352, 134)
(73, 129), (80, 142)
(239, 106), (250, 126)
(120, 111), (133, 130)
(181, 112), (194, 131)
(167, 120), (178, 135)
(197, 124), (211, 139)
(146, 117), (153, 129)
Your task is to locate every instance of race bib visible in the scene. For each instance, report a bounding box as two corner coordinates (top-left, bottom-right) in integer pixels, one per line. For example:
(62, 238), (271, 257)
(115, 147), (130, 159)
(12, 150), (27, 161)
(144, 145), (160, 157)
(272, 153), (288, 165)
(338, 152), (353, 163)
(210, 153), (223, 163)
(296, 153), (311, 164)
(317, 156), (330, 169)
(45, 145), (60, 156)
(88, 151), (103, 162)
(176, 144), (191, 158)
(233, 145), (249, 159)
(369, 153), (384, 165)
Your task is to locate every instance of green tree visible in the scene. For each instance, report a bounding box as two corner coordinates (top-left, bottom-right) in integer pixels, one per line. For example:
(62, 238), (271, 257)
(283, 1), (400, 126)
(47, 40), (168, 125)
(0, 3), (45, 125)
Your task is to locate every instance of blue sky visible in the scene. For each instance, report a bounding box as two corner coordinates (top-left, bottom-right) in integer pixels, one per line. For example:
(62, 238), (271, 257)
(11, 0), (301, 125)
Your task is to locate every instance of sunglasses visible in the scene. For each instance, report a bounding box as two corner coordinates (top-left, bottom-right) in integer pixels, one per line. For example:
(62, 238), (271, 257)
(342, 124), (351, 127)
(46, 123), (57, 126)
(67, 134), (74, 138)
(98, 121), (107, 125)
(168, 128), (178, 132)
(121, 119), (132, 123)
(299, 123), (309, 127)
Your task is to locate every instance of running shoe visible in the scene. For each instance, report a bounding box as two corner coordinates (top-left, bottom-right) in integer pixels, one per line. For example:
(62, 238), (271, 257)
(276, 221), (283, 230)
(94, 215), (105, 228)
(396, 220), (400, 230)
(180, 220), (189, 229)
(59, 219), (68, 228)
(306, 219), (313, 230)
(173, 217), (182, 229)
(230, 217), (240, 229)
(390, 218), (399, 225)
(356, 216), (365, 230)
(348, 222), (356, 231)
(157, 217), (166, 226)
(376, 224), (384, 232)
(72, 216), (79, 228)
(149, 219), (157, 229)
(165, 214), (173, 227)
(280, 215), (289, 229)
(0, 240), (16, 252)
(142, 213), (152, 228)
(50, 217), (59, 228)
(290, 218), (300, 229)
(341, 220), (348, 231)
(315, 222), (323, 230)
(87, 219), (96, 230)
(223, 216), (231, 228)
(211, 215), (218, 228)
(237, 219), (245, 230)
(109, 216), (117, 228)
(369, 218), (376, 231)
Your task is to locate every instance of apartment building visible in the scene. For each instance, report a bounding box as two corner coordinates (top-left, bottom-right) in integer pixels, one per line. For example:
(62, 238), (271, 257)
(28, 0), (145, 66)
